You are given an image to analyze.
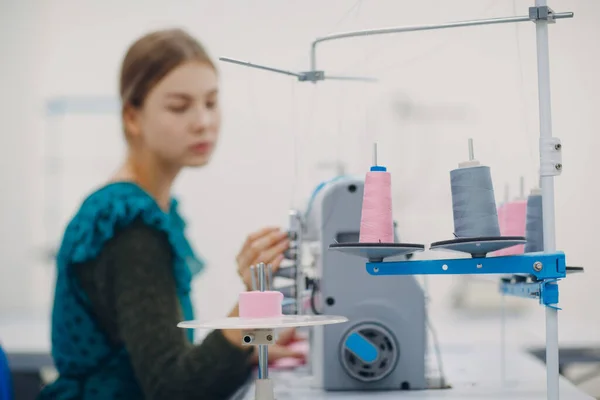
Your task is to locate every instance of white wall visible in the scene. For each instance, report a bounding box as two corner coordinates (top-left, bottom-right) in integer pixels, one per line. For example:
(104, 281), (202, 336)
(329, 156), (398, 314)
(1, 0), (598, 342)
(0, 0), (46, 316)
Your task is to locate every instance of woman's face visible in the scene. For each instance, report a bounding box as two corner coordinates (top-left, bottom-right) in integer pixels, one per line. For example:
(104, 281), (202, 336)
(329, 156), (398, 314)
(128, 61), (221, 168)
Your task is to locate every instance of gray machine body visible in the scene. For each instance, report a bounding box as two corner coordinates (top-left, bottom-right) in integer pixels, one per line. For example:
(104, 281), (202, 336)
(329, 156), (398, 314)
(304, 176), (427, 391)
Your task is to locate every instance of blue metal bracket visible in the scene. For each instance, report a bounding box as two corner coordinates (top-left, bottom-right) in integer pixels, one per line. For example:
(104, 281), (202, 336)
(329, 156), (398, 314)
(365, 251), (566, 308)
(499, 279), (561, 309)
(365, 251), (566, 280)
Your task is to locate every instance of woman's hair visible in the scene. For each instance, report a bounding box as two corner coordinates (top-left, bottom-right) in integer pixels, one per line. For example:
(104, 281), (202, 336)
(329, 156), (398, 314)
(120, 28), (215, 109)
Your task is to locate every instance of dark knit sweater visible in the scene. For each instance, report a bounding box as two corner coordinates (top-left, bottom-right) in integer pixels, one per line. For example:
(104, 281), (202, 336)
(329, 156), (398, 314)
(73, 220), (253, 399)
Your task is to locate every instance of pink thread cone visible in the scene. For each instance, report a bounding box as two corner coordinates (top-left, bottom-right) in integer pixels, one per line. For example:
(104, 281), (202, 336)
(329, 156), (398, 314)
(359, 171), (394, 243)
(494, 200), (527, 256)
(239, 291), (283, 318)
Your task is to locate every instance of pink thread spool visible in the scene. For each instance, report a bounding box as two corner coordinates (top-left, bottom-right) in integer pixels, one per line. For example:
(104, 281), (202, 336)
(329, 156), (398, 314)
(495, 199), (527, 256)
(359, 143), (394, 243)
(239, 291), (284, 319)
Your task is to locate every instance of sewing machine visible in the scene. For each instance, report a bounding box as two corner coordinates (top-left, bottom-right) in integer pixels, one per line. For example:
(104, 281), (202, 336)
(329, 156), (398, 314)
(280, 176), (428, 391)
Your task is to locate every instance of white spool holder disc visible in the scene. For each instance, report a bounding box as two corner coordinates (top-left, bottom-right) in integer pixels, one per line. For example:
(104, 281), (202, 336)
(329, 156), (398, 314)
(178, 314), (347, 400)
(329, 242), (425, 262)
(430, 236), (526, 258)
(178, 314), (348, 330)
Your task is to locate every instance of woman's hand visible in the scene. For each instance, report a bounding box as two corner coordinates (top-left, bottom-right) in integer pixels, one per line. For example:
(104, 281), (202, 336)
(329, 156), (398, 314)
(249, 328), (305, 365)
(236, 227), (289, 290)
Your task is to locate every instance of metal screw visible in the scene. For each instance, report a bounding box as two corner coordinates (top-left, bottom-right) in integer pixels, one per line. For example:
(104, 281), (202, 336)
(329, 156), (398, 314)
(373, 267), (379, 273)
(555, 163), (562, 171)
(554, 143), (562, 150)
(266, 335), (273, 342)
(533, 261), (543, 272)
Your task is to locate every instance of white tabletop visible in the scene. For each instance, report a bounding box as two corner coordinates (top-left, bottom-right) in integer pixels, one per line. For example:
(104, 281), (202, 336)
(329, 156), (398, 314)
(237, 345), (593, 399)
(1, 307), (598, 399)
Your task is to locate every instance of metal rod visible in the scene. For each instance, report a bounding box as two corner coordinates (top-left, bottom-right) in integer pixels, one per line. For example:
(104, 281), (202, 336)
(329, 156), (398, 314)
(258, 263), (266, 292)
(310, 12), (573, 72)
(258, 344), (269, 379)
(324, 74), (378, 82)
(255, 262), (270, 380)
(289, 210), (304, 315)
(520, 176), (525, 199)
(373, 142), (378, 166)
(250, 265), (257, 291)
(533, 1), (560, 398)
(501, 293), (506, 385)
(468, 138), (474, 161)
(267, 264), (273, 290)
(219, 57), (304, 78)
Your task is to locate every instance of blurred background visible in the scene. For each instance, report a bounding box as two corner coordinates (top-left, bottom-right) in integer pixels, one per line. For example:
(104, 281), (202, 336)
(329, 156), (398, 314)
(0, 0), (598, 397)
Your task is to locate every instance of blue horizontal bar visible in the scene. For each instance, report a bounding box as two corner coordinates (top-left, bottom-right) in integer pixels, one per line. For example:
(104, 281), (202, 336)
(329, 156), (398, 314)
(366, 251), (566, 280)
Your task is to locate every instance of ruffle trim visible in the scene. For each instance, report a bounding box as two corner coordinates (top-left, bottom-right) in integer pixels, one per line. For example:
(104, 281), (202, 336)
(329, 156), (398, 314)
(56, 182), (202, 293)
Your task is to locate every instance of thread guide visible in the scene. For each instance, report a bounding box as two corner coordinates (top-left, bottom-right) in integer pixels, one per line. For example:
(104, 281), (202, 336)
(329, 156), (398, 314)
(218, 8), (572, 85)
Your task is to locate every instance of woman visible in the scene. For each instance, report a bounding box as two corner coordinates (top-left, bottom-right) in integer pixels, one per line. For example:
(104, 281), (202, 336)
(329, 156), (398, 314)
(40, 28), (302, 400)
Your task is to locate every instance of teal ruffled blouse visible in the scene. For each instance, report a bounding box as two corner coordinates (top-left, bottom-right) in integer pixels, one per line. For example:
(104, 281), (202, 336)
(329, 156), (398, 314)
(39, 182), (204, 399)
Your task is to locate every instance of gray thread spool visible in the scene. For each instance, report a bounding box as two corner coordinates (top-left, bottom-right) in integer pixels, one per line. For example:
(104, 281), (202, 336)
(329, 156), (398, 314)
(525, 190), (544, 252)
(450, 139), (501, 238)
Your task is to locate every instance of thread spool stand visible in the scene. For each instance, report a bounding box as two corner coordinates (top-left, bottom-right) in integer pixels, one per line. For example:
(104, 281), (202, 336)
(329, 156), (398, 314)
(329, 143), (425, 262)
(218, 2), (577, 398)
(178, 263), (348, 400)
(430, 139), (526, 258)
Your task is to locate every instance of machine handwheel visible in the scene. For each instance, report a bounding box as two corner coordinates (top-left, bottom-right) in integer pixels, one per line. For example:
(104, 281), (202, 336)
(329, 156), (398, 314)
(340, 323), (399, 382)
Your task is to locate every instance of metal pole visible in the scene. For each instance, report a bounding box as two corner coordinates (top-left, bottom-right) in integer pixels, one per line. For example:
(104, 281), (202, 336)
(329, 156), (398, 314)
(520, 176), (525, 199)
(289, 210), (304, 315)
(532, 1), (560, 399)
(501, 293), (506, 385)
(310, 12), (572, 73)
(219, 57), (304, 78)
(468, 138), (474, 161)
(267, 264), (273, 290)
(373, 143), (378, 166)
(256, 263), (269, 380)
(250, 265), (257, 291)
